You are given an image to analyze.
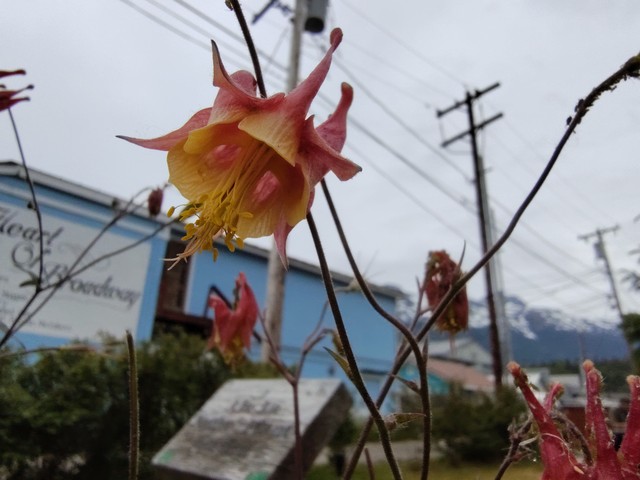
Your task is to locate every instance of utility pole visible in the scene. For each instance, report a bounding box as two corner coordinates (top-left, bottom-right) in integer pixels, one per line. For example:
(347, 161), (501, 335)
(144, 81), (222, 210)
(579, 225), (633, 367)
(579, 225), (625, 319)
(254, 0), (328, 363)
(488, 206), (512, 365)
(436, 83), (505, 390)
(260, 0), (306, 363)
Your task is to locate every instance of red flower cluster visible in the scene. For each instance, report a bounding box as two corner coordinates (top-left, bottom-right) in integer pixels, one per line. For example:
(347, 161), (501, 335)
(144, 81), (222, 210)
(0, 70), (32, 112)
(207, 273), (259, 367)
(424, 250), (468, 333)
(509, 361), (640, 479)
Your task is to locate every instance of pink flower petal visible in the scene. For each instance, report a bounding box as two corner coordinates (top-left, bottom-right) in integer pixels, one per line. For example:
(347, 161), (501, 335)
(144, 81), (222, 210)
(208, 40), (285, 126)
(117, 108), (212, 151)
(207, 273), (259, 364)
(237, 28), (343, 164)
(583, 360), (622, 478)
(508, 362), (586, 480)
(316, 82), (354, 151)
(620, 375), (640, 477)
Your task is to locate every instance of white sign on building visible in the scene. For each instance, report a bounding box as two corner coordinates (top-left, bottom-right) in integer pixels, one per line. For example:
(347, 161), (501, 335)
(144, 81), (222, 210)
(0, 201), (151, 342)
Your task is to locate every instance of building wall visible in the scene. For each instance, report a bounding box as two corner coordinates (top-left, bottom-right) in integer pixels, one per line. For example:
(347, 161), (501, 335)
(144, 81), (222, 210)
(183, 243), (401, 406)
(1, 169), (167, 349)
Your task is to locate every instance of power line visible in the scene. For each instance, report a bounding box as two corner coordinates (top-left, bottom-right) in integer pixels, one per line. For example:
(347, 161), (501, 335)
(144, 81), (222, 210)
(336, 35), (454, 100)
(498, 116), (620, 224)
(340, 0), (466, 87)
(323, 40), (472, 182)
(346, 113), (476, 210)
(118, 0), (211, 51)
(344, 143), (473, 241)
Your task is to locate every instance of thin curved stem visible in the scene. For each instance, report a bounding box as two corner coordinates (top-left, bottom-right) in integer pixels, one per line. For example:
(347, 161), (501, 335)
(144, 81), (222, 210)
(0, 109), (45, 347)
(494, 419), (532, 480)
(306, 212), (404, 480)
(126, 330), (140, 480)
(227, 0), (267, 98)
(419, 336), (431, 480)
(8, 108), (44, 288)
(257, 308), (306, 479)
(39, 218), (175, 294)
(320, 180), (430, 479)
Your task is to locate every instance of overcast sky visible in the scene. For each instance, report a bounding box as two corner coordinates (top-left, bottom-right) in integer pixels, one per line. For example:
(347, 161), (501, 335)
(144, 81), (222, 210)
(2, 0), (640, 328)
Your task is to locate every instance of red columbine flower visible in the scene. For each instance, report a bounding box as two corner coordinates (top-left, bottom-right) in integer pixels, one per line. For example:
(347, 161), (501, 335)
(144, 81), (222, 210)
(0, 69), (32, 112)
(424, 250), (468, 333)
(508, 361), (640, 480)
(207, 272), (259, 366)
(119, 28), (360, 266)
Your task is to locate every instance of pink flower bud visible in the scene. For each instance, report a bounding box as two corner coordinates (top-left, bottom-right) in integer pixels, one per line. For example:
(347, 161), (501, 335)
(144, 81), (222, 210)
(509, 361), (640, 479)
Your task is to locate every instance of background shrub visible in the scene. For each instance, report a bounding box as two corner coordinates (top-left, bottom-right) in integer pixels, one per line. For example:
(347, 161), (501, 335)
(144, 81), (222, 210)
(430, 385), (525, 464)
(0, 332), (274, 479)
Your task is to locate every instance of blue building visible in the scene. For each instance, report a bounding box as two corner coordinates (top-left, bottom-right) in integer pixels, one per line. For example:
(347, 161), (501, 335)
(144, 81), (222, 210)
(0, 162), (167, 348)
(0, 162), (406, 408)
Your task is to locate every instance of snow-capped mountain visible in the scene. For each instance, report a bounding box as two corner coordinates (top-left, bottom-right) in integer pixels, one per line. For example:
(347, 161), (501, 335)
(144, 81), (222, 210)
(440, 296), (629, 365)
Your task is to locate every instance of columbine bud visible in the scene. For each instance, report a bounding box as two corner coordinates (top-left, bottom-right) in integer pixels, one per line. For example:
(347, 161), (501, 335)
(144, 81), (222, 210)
(424, 250), (468, 334)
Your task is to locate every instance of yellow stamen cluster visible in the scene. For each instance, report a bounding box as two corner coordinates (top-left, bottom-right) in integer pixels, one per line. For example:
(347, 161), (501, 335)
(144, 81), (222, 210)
(166, 137), (282, 267)
(168, 193), (252, 266)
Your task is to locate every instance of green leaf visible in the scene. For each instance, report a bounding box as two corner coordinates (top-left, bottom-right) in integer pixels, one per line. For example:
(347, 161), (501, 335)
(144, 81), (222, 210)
(323, 347), (352, 380)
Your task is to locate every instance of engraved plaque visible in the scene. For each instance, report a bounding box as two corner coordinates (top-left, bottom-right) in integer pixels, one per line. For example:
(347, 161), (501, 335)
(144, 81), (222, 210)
(152, 378), (351, 480)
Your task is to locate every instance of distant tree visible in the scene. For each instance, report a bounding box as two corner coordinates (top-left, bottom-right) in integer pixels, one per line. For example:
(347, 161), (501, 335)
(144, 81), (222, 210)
(624, 245), (640, 291)
(428, 386), (525, 464)
(543, 359), (579, 374)
(621, 313), (640, 373)
(625, 271), (640, 291)
(594, 359), (635, 392)
(0, 332), (276, 479)
(542, 358), (630, 392)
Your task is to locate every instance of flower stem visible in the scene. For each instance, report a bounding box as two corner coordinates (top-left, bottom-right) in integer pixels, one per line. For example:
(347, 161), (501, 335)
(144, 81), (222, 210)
(126, 330), (140, 480)
(8, 108), (44, 287)
(320, 180), (431, 478)
(306, 212), (404, 480)
(227, 0), (267, 98)
(0, 108), (45, 348)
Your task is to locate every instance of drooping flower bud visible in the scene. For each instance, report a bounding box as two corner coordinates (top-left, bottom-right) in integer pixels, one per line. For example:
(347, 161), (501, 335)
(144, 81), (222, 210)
(147, 187), (164, 217)
(424, 250), (468, 333)
(207, 272), (259, 367)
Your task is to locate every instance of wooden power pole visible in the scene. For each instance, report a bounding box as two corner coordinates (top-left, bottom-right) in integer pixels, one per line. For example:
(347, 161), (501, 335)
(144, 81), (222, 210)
(261, 0), (306, 363)
(437, 83), (505, 390)
(579, 226), (625, 319)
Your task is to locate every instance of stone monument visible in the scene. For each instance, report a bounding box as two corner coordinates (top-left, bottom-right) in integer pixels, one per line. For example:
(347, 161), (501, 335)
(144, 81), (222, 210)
(152, 378), (352, 480)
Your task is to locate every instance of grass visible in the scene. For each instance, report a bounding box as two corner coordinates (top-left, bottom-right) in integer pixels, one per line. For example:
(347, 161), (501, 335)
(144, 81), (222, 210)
(307, 459), (542, 480)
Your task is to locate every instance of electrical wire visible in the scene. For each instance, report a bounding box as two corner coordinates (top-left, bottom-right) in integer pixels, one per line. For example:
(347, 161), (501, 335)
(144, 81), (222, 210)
(340, 0), (466, 87)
